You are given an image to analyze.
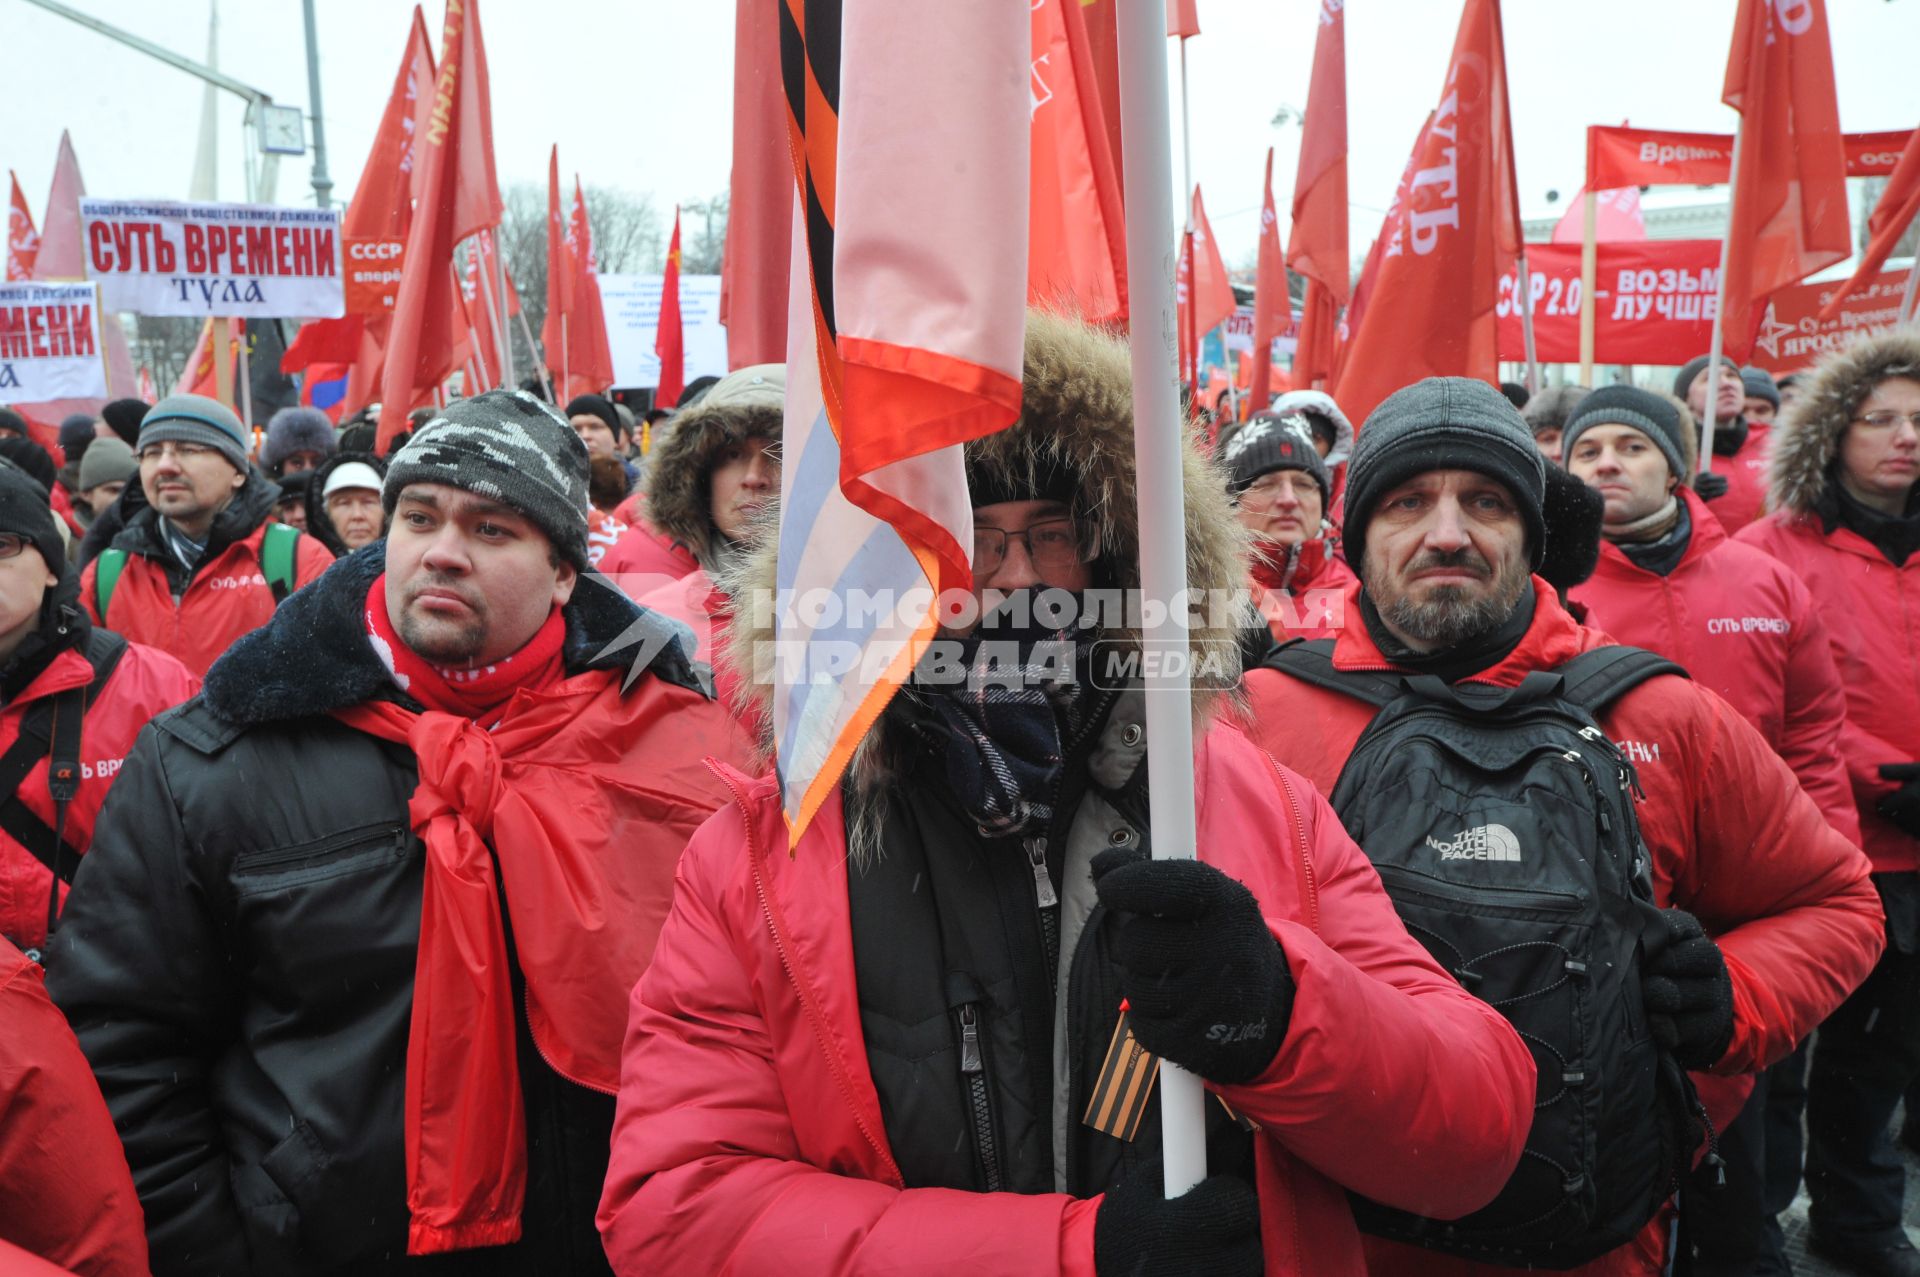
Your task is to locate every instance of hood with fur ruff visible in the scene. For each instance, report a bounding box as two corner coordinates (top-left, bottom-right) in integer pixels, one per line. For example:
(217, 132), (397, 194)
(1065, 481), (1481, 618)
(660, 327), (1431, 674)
(721, 310), (1250, 769)
(642, 388), (780, 572)
(1766, 330), (1920, 517)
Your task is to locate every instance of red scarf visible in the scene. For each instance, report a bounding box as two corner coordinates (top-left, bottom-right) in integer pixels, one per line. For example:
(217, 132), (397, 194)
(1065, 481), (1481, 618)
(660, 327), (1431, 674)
(364, 574), (566, 726)
(337, 579), (667, 1255)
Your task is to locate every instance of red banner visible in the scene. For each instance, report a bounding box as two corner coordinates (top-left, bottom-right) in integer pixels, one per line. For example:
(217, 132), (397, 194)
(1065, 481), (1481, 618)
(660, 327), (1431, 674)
(1750, 269), (1913, 376)
(343, 235), (406, 313)
(1496, 240), (1723, 365)
(1587, 125), (1910, 189)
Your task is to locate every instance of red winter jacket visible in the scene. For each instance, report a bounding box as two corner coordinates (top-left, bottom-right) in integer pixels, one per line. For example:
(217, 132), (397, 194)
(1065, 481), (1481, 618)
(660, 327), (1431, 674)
(598, 731), (1538, 1276)
(0, 637), (199, 952)
(1571, 486), (1859, 843)
(1240, 579), (1883, 1276)
(0, 938), (149, 1277)
(1249, 535), (1358, 643)
(1739, 510), (1920, 873)
(598, 518), (700, 587)
(1704, 421), (1773, 538)
(81, 516), (334, 677)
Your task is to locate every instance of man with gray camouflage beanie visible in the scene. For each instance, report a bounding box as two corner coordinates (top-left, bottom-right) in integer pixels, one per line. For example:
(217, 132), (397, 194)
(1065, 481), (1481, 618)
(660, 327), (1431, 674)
(49, 387), (756, 1274)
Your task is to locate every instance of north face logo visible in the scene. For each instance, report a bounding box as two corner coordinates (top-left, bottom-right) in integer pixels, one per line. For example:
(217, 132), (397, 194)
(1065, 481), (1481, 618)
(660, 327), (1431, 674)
(1427, 823), (1522, 862)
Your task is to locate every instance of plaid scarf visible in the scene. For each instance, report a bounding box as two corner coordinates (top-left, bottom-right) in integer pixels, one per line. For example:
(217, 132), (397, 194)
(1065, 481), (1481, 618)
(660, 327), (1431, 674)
(906, 622), (1093, 838)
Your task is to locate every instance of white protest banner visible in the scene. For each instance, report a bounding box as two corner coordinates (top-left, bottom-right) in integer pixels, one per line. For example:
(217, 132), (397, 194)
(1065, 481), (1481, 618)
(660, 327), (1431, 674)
(79, 199), (345, 319)
(597, 273), (728, 388)
(0, 281), (107, 400)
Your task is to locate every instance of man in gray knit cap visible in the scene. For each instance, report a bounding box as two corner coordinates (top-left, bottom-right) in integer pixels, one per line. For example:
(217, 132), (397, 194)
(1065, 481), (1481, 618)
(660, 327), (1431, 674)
(50, 387), (755, 1274)
(1239, 376), (1882, 1277)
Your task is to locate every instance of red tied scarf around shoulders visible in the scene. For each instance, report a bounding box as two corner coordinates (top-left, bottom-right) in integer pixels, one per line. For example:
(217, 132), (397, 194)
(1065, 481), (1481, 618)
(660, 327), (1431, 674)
(337, 575), (677, 1254)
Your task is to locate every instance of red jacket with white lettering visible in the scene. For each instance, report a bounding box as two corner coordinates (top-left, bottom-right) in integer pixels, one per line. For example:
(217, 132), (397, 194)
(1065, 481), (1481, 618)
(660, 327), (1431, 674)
(598, 732), (1539, 1276)
(1571, 486), (1858, 843)
(0, 937), (150, 1277)
(1239, 579), (1884, 1277)
(1704, 421), (1773, 538)
(80, 480), (334, 676)
(0, 632), (198, 952)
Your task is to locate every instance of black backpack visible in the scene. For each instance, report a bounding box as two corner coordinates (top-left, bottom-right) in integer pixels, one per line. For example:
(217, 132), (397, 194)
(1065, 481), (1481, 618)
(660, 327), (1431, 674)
(1266, 639), (1700, 1270)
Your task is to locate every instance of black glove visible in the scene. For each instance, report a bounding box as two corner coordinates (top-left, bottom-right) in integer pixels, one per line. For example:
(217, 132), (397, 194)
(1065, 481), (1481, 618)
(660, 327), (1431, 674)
(1094, 1159), (1262, 1277)
(1877, 763), (1920, 838)
(1693, 472), (1730, 501)
(1642, 907), (1735, 1070)
(1092, 847), (1294, 1084)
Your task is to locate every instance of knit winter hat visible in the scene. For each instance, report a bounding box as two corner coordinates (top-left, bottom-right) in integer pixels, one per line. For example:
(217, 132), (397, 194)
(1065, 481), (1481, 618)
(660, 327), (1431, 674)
(58, 413), (97, 461)
(1222, 412), (1330, 503)
(0, 462), (66, 579)
(77, 437), (137, 493)
(1672, 353), (1741, 401)
(383, 389), (591, 570)
(565, 393), (627, 440)
(99, 398), (149, 448)
(1740, 366), (1781, 410)
(262, 406), (338, 473)
(1522, 384), (1590, 436)
(1561, 385), (1691, 484)
(0, 438), (58, 496)
(139, 394), (251, 473)
(1342, 377), (1547, 581)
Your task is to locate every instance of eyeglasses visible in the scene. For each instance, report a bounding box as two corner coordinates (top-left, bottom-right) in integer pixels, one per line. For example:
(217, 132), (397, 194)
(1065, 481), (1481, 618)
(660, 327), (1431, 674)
(137, 441), (219, 464)
(973, 517), (1086, 577)
(1853, 411), (1920, 432)
(0, 535), (27, 560)
(1237, 472), (1319, 509)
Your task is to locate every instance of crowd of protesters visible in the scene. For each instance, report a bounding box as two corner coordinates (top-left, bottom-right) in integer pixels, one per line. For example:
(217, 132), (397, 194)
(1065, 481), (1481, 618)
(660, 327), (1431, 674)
(0, 318), (1916, 1277)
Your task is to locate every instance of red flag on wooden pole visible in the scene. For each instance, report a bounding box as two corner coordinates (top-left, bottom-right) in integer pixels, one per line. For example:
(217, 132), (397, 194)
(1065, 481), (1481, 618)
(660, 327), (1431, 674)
(1027, 0), (1128, 325)
(1287, 0), (1349, 391)
(1329, 0), (1521, 426)
(1176, 185), (1234, 404)
(1818, 113), (1918, 317)
(655, 207), (685, 409)
(1249, 149), (1287, 410)
(379, 0), (504, 447)
(541, 146), (574, 395)
(563, 175), (615, 398)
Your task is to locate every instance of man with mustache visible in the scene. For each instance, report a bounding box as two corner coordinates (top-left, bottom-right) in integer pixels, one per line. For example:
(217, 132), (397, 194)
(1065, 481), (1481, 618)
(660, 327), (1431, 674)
(78, 395), (334, 676)
(1239, 377), (1881, 1276)
(49, 390), (755, 1275)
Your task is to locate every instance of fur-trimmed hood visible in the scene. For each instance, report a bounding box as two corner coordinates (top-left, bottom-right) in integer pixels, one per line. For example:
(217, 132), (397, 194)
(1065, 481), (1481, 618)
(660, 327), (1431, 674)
(1767, 330), (1920, 517)
(722, 310), (1251, 767)
(642, 382), (782, 572)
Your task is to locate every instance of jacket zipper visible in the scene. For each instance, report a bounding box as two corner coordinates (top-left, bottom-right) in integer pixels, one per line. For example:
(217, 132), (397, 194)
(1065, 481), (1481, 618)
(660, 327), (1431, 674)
(1373, 862), (1585, 913)
(956, 1003), (1004, 1192)
(718, 766), (903, 1186)
(1265, 760), (1319, 933)
(231, 825), (408, 874)
(1023, 835), (1061, 977)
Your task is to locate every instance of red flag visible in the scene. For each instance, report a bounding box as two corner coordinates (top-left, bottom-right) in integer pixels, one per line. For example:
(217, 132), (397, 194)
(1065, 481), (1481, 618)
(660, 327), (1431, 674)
(1819, 126), (1920, 318)
(1288, 0), (1349, 391)
(1718, 0), (1849, 357)
(282, 7), (435, 421)
(1330, 0), (1522, 426)
(1176, 186), (1235, 388)
(26, 132), (137, 412)
(6, 172), (37, 281)
(1249, 149), (1287, 409)
(1027, 0), (1127, 325)
(719, 0), (792, 369)
(655, 207), (685, 408)
(379, 0), (504, 446)
(540, 147), (574, 389)
(546, 175), (615, 400)
(1165, 0), (1199, 39)
(1076, 0), (1126, 200)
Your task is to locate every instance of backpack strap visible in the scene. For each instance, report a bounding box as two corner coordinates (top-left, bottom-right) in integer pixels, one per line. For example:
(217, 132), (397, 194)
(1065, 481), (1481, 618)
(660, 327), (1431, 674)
(0, 631), (127, 958)
(93, 547), (128, 618)
(1554, 646), (1689, 717)
(1261, 638), (1405, 709)
(261, 522), (301, 605)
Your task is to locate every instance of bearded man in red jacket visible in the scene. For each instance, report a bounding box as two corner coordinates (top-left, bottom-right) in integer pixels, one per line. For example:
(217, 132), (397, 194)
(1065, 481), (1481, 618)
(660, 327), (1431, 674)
(1239, 377), (1882, 1277)
(49, 390), (755, 1275)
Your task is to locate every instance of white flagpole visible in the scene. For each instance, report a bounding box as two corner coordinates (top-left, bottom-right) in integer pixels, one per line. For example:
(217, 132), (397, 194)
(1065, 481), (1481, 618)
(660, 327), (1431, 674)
(1702, 121), (1746, 476)
(1115, 0), (1208, 1200)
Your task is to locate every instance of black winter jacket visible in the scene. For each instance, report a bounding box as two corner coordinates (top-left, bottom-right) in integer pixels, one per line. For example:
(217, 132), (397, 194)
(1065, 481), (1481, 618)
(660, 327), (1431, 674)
(48, 545), (704, 1276)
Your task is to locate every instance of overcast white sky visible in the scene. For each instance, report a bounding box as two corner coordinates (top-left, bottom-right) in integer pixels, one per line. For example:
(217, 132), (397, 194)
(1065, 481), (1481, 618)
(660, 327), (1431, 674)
(3, 0), (1917, 271)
